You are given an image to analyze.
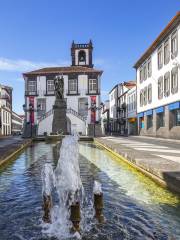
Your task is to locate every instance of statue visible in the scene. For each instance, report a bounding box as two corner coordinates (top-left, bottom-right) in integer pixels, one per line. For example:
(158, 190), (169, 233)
(54, 75), (64, 99)
(52, 74), (67, 135)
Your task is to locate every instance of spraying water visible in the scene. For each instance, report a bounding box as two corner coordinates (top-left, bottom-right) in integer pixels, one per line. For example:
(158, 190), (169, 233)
(41, 135), (84, 239)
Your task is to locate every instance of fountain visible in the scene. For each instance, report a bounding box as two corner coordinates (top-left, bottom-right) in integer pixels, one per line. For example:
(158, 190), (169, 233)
(41, 134), (104, 239)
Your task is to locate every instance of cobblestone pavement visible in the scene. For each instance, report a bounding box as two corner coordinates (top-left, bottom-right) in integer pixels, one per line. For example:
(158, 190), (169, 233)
(96, 136), (180, 194)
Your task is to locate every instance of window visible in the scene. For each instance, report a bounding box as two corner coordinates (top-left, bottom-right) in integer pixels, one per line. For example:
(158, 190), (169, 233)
(157, 112), (165, 128)
(148, 84), (152, 103)
(147, 115), (153, 129)
(164, 39), (170, 64)
(140, 89), (144, 107)
(171, 31), (178, 59)
(158, 46), (163, 70)
(68, 79), (77, 93)
(140, 68), (143, 83)
(78, 98), (88, 117)
(89, 79), (97, 93)
(133, 94), (136, 110)
(27, 80), (36, 92)
(158, 76), (163, 99)
(143, 64), (147, 80)
(171, 67), (178, 94)
(47, 80), (54, 93)
(164, 72), (170, 97)
(131, 95), (133, 110)
(147, 59), (152, 77)
(37, 99), (46, 118)
(143, 87), (147, 105)
(176, 110), (180, 126)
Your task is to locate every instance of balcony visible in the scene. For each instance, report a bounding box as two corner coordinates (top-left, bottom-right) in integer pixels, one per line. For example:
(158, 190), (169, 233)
(117, 103), (127, 112)
(66, 90), (80, 96)
(25, 90), (39, 96)
(0, 94), (10, 100)
(44, 90), (55, 96)
(86, 89), (100, 95)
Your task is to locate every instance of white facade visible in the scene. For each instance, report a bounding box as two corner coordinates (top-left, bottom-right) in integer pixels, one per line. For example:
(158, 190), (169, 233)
(101, 100), (109, 135)
(127, 86), (137, 135)
(0, 85), (12, 136)
(136, 24), (180, 114)
(23, 41), (103, 136)
(109, 85), (118, 119)
(12, 111), (23, 134)
(135, 12), (180, 139)
(127, 86), (137, 118)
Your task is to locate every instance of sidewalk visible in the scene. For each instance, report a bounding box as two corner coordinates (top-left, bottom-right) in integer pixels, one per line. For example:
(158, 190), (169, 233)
(95, 136), (180, 194)
(0, 136), (32, 167)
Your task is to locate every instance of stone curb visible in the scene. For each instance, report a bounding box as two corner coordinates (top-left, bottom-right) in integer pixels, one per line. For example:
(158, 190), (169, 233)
(95, 138), (180, 195)
(0, 140), (32, 167)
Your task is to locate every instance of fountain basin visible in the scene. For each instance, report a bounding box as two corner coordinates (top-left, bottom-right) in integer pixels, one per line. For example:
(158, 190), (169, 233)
(0, 141), (180, 240)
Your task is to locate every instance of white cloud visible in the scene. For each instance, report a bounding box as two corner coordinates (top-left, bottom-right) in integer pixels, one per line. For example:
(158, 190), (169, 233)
(0, 57), (70, 72)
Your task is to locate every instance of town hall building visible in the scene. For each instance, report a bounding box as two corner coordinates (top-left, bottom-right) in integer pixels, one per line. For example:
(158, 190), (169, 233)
(23, 41), (103, 136)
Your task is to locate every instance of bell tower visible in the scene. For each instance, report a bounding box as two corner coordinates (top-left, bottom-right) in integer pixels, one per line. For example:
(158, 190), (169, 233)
(71, 40), (93, 68)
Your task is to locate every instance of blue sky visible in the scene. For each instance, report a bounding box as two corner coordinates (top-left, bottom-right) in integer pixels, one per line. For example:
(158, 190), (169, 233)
(0, 0), (179, 114)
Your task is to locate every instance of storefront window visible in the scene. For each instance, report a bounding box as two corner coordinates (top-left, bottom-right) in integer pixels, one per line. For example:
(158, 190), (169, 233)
(176, 109), (180, 126)
(157, 112), (165, 128)
(147, 115), (153, 129)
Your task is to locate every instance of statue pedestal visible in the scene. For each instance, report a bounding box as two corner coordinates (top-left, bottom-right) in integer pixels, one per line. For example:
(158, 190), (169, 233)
(52, 99), (67, 135)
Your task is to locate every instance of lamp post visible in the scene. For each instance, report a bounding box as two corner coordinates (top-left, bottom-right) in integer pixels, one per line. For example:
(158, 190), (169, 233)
(85, 102), (103, 137)
(23, 103), (41, 138)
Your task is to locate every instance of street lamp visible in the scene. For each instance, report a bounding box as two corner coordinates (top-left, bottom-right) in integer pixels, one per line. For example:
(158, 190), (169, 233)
(23, 103), (41, 138)
(85, 102), (103, 137)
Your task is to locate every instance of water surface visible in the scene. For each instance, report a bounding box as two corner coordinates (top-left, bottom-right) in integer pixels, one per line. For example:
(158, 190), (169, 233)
(0, 142), (180, 240)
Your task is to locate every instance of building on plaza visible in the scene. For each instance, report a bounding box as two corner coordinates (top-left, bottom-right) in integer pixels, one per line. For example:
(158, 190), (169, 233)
(117, 81), (136, 135)
(109, 85), (118, 133)
(127, 86), (137, 135)
(12, 111), (24, 135)
(108, 81), (136, 135)
(101, 100), (110, 135)
(23, 41), (103, 137)
(0, 84), (13, 136)
(134, 11), (180, 139)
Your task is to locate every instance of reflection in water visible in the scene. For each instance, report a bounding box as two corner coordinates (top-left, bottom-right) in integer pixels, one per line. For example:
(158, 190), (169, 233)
(0, 142), (179, 240)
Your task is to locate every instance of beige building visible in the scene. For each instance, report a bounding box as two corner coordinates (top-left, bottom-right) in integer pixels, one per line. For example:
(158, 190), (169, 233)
(0, 84), (13, 136)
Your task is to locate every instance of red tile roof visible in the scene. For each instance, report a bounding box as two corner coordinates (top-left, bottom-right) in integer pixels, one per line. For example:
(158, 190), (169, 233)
(23, 66), (103, 77)
(134, 11), (180, 69)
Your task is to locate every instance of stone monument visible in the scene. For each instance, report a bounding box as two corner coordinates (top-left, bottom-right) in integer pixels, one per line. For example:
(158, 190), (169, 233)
(52, 75), (67, 135)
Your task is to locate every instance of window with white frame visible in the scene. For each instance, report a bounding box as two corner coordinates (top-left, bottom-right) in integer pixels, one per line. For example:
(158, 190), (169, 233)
(37, 98), (46, 118)
(140, 89), (144, 107)
(133, 94), (136, 110)
(27, 80), (36, 92)
(171, 66), (178, 94)
(148, 84), (152, 103)
(171, 30), (178, 59)
(164, 39), (170, 64)
(68, 79), (77, 93)
(143, 87), (147, 105)
(147, 59), (152, 78)
(157, 46), (163, 70)
(158, 76), (163, 99)
(140, 68), (143, 83)
(47, 80), (54, 93)
(89, 79), (97, 93)
(164, 72), (170, 97)
(143, 64), (147, 80)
